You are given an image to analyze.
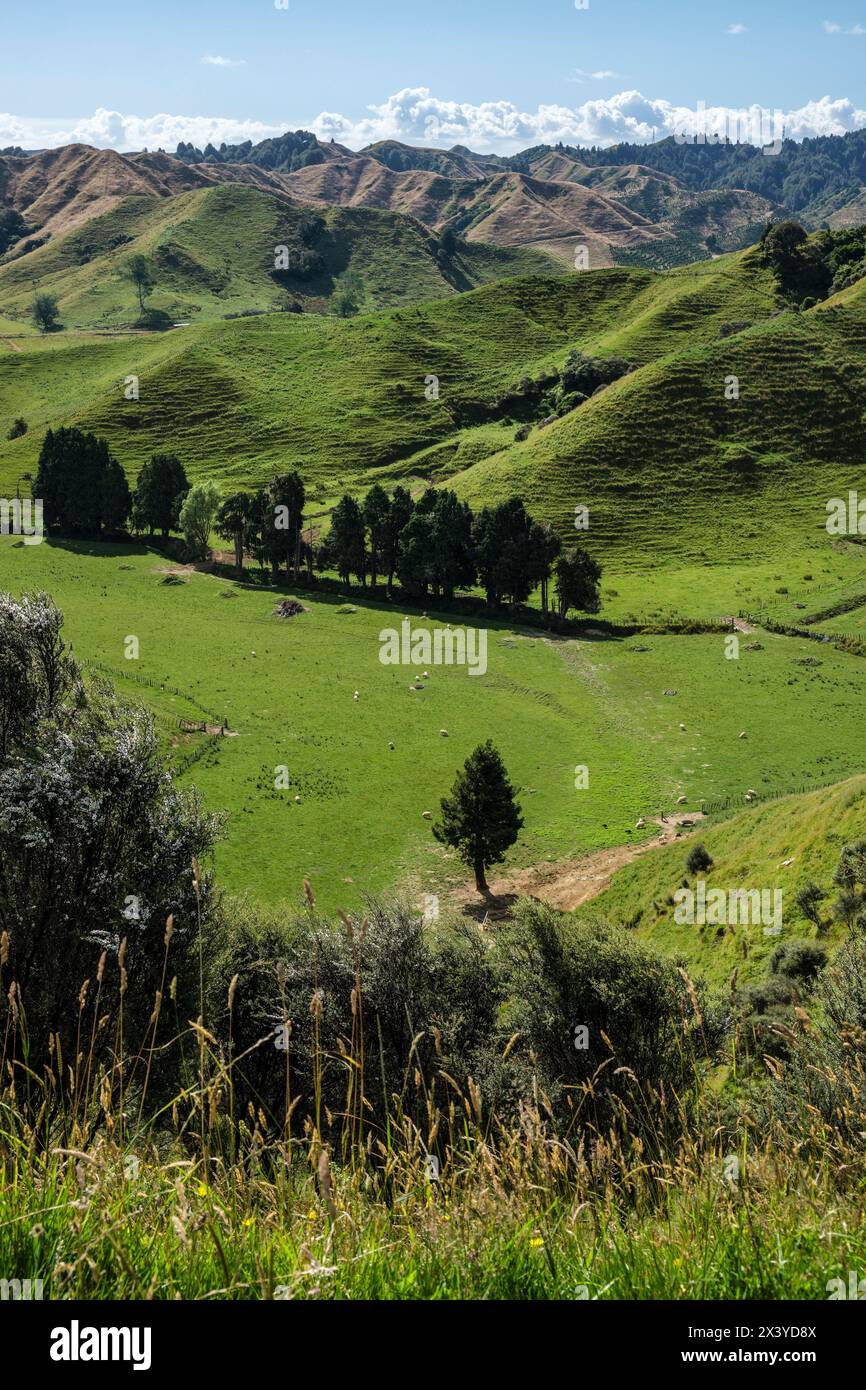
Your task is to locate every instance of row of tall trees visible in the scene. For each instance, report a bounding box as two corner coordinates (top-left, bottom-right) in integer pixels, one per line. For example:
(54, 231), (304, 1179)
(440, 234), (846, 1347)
(32, 430), (601, 617)
(321, 484), (602, 618)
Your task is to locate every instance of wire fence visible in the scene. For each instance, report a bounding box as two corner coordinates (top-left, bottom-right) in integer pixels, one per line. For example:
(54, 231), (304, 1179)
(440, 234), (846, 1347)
(83, 660), (225, 724)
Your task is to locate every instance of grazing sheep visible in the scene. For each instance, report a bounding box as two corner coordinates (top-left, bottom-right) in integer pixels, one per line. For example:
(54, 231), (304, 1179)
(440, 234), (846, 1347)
(294, 795), (301, 804)
(781, 857), (795, 867)
(636, 818), (647, 829)
(440, 729), (449, 737)
(679, 723), (686, 731)
(747, 789), (758, 797)
(389, 741), (395, 750)
(353, 691), (360, 702)
(745, 793), (755, 802)
(677, 795), (688, 805)
(422, 811), (433, 820)
(422, 671), (430, 679)
(739, 731), (747, 739)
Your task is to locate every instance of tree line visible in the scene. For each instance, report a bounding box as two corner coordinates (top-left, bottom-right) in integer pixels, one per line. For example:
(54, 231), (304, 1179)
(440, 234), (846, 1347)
(32, 427), (601, 618)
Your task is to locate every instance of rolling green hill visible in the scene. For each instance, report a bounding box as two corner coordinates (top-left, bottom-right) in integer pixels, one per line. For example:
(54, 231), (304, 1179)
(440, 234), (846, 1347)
(578, 773), (866, 985)
(3, 535), (866, 925)
(3, 240), (866, 606)
(0, 250), (778, 498)
(446, 267), (866, 566)
(0, 183), (564, 330)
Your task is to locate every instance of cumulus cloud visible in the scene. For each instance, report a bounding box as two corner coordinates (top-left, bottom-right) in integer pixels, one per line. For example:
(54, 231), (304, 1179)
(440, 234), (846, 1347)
(201, 55), (246, 68)
(2, 90), (866, 156)
(726, 24), (747, 34)
(0, 108), (284, 151)
(824, 19), (866, 34)
(306, 87), (866, 152)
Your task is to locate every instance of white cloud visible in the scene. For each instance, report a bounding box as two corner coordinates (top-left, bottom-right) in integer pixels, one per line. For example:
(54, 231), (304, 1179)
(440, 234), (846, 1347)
(307, 87), (866, 153)
(0, 108), (283, 151)
(726, 24), (747, 34)
(823, 19), (865, 33)
(574, 68), (622, 81)
(201, 55), (246, 68)
(2, 90), (866, 156)
(824, 21), (843, 32)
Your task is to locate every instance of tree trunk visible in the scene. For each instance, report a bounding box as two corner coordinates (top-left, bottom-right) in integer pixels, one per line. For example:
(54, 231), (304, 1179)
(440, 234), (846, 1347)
(234, 533), (243, 573)
(474, 859), (489, 894)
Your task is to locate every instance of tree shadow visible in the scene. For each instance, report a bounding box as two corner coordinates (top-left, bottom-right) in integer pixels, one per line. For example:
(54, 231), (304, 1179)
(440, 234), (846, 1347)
(459, 890), (520, 926)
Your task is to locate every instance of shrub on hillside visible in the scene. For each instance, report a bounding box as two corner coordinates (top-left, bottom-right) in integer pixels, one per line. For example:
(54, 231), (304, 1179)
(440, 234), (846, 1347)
(769, 938), (828, 985)
(204, 900), (502, 1142)
(204, 897), (718, 1148)
(490, 903), (718, 1138)
(686, 843), (714, 875)
(0, 592), (220, 1106)
(765, 933), (866, 1147)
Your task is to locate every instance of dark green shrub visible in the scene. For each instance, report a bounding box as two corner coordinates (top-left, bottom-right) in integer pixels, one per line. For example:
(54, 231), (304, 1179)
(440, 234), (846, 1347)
(686, 843), (714, 875)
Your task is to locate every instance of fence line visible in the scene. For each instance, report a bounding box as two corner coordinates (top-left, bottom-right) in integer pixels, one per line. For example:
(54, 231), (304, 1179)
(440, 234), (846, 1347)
(82, 660), (224, 723)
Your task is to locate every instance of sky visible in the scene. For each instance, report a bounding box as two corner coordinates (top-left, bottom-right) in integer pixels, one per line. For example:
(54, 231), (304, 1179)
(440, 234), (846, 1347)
(2, 0), (866, 153)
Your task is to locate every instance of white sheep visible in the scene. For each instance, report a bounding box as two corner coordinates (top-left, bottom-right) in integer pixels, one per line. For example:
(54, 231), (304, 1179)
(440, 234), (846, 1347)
(679, 723), (686, 732)
(739, 731), (747, 739)
(677, 795), (688, 805)
(636, 817), (647, 829)
(422, 811), (432, 820)
(440, 729), (449, 737)
(294, 795), (302, 804)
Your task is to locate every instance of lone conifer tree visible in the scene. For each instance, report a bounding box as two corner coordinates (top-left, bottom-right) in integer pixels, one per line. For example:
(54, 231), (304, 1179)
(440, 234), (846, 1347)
(433, 741), (523, 894)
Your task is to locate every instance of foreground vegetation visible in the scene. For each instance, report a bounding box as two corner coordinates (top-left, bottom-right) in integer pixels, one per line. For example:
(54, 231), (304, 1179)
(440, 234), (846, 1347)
(1, 588), (865, 1301)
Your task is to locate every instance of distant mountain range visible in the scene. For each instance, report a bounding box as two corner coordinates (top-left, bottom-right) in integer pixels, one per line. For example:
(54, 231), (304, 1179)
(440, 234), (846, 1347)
(5, 125), (865, 277)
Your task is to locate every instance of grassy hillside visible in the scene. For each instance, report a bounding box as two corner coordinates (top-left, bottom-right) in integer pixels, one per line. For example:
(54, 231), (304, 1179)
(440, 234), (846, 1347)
(447, 265), (866, 565)
(0, 252), (778, 498)
(3, 536), (866, 922)
(578, 774), (866, 984)
(4, 242), (866, 609)
(0, 184), (564, 330)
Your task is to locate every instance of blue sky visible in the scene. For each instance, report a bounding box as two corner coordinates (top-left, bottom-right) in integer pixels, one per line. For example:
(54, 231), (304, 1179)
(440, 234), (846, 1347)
(2, 0), (866, 151)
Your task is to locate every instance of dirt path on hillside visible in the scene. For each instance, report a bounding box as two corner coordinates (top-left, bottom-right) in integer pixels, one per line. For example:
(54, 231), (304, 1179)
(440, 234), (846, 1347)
(1, 338), (22, 353)
(450, 812), (704, 921)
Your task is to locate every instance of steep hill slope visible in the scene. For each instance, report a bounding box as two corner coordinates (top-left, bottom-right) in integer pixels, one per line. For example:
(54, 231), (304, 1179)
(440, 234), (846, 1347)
(577, 773), (866, 984)
(277, 160), (672, 266)
(446, 259), (866, 563)
(0, 183), (564, 328)
(0, 256), (780, 499)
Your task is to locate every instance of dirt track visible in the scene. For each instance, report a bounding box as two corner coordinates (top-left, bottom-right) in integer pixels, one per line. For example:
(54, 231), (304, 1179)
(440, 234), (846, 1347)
(450, 812), (703, 917)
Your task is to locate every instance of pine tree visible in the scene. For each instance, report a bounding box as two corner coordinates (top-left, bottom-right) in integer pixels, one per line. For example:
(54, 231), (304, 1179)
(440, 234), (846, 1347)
(434, 741), (524, 894)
